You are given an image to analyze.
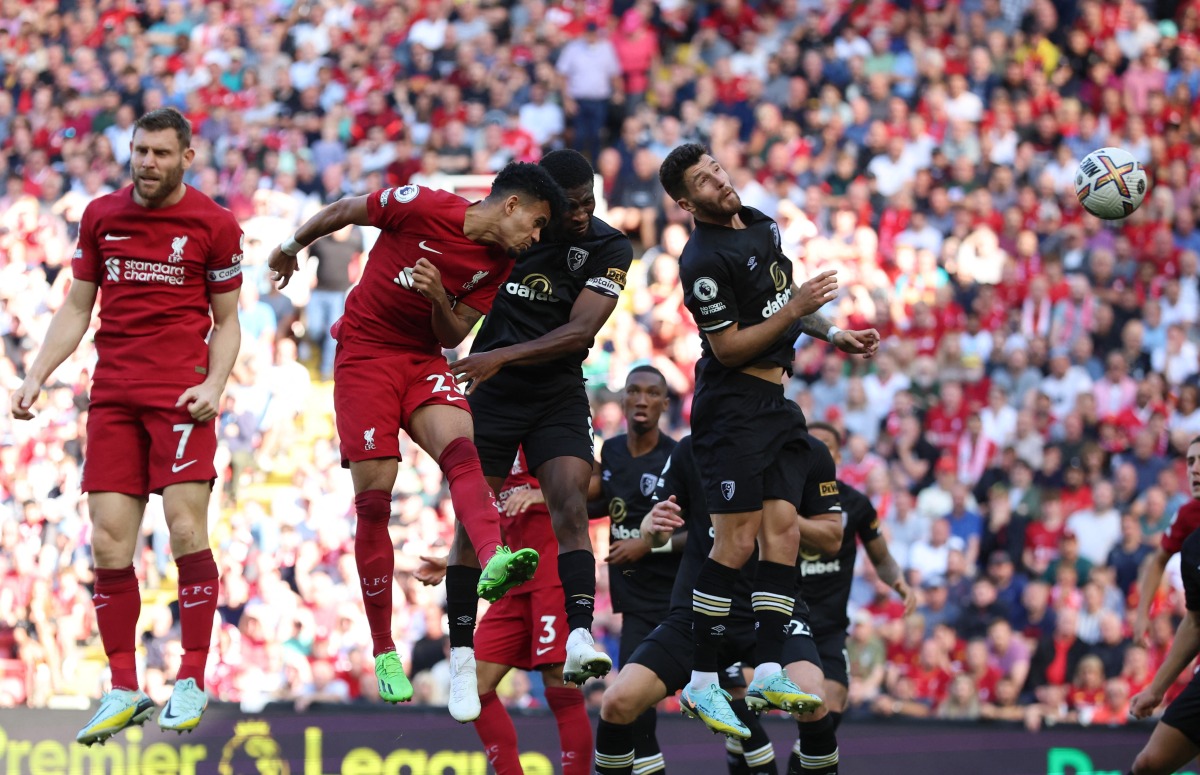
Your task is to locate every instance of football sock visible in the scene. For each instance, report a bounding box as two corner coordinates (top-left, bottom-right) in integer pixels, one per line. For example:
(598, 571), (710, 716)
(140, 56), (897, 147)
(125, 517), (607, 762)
(354, 490), (396, 656)
(175, 549), (219, 689)
(595, 718), (635, 775)
(727, 737), (751, 775)
(691, 558), (740, 686)
(545, 686), (592, 775)
(632, 707), (664, 775)
(94, 565), (141, 691)
(558, 550), (597, 632)
(446, 565), (482, 649)
(788, 715), (839, 775)
(827, 711), (843, 732)
(474, 690), (522, 775)
(438, 438), (502, 564)
(752, 561), (796, 668)
(733, 697), (778, 774)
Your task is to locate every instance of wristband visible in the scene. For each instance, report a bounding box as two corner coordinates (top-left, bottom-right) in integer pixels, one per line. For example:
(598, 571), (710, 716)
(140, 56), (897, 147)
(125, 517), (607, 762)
(281, 234), (305, 256)
(826, 325), (843, 342)
(650, 539), (674, 554)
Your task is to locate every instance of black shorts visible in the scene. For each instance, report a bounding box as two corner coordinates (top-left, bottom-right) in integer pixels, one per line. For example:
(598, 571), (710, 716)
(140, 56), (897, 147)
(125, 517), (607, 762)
(469, 376), (595, 478)
(1162, 670), (1200, 747)
(780, 608), (822, 672)
(812, 629), (849, 688)
(690, 372), (812, 514)
(627, 611), (758, 695)
(618, 610), (663, 668)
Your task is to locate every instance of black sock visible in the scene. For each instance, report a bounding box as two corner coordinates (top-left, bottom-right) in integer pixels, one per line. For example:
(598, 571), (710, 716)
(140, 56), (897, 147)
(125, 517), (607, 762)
(445, 565), (481, 648)
(692, 558), (741, 673)
(788, 714), (838, 775)
(558, 550), (596, 632)
(726, 737), (751, 775)
(595, 718), (635, 775)
(732, 697), (777, 775)
(752, 561), (795, 667)
(827, 711), (842, 733)
(632, 708), (664, 774)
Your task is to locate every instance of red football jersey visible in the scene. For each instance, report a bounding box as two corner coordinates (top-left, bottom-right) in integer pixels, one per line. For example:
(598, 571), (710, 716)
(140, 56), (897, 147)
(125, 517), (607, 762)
(333, 185), (515, 355)
(71, 185), (244, 384)
(497, 451), (559, 595)
(1161, 499), (1200, 555)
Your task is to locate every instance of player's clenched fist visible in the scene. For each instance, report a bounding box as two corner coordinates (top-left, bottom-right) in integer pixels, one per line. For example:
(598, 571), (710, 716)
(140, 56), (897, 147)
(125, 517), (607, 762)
(268, 244), (299, 289)
(415, 555), (448, 586)
(176, 382), (222, 422)
(792, 270), (838, 317)
(832, 328), (881, 358)
(10, 379), (41, 420)
(1129, 688), (1163, 720)
(409, 258), (449, 304)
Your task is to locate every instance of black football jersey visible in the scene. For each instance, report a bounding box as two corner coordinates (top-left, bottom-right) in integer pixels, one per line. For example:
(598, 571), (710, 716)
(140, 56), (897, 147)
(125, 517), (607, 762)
(800, 480), (882, 634)
(679, 207), (797, 383)
(600, 433), (679, 614)
(1183, 528), (1200, 613)
(657, 436), (757, 622)
(471, 216), (633, 383)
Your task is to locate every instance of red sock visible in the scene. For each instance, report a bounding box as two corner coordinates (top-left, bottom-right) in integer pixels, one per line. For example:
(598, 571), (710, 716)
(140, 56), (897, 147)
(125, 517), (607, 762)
(438, 438), (502, 564)
(546, 685), (593, 775)
(94, 566), (141, 691)
(475, 690), (523, 775)
(355, 490), (396, 656)
(176, 549), (219, 689)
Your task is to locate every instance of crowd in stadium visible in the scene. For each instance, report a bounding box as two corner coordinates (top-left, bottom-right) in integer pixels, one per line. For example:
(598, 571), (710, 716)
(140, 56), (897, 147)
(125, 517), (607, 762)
(3, 0), (1200, 731)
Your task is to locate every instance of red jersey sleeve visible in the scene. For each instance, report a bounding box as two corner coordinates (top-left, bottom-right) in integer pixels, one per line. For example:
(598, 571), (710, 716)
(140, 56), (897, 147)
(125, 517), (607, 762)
(1162, 499), (1200, 555)
(72, 201), (102, 283)
(205, 210), (245, 293)
(366, 184), (425, 232)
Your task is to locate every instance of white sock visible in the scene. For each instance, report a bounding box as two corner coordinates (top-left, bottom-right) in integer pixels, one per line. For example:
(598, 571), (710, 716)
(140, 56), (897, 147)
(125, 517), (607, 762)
(690, 670), (719, 691)
(753, 662), (781, 682)
(451, 646), (474, 666)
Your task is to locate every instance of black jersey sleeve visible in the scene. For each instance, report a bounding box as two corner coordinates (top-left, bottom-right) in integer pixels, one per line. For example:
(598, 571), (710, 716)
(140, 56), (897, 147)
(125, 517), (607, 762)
(583, 236), (634, 299)
(655, 436), (705, 521)
(850, 486), (883, 543)
(681, 249), (739, 334)
(799, 441), (844, 518)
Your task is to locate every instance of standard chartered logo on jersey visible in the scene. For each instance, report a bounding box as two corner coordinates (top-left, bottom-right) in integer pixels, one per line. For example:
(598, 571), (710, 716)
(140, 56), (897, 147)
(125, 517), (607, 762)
(0, 718), (554, 775)
(104, 257), (186, 286)
(506, 274), (560, 302)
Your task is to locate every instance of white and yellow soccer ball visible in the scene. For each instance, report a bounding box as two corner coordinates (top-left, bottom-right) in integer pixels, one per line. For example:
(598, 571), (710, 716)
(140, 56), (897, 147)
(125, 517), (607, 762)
(1075, 147), (1149, 220)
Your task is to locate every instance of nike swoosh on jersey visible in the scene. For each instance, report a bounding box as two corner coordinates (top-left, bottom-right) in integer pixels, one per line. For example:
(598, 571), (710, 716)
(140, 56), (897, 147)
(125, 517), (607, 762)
(418, 240), (442, 254)
(172, 460), (197, 473)
(104, 234), (132, 241)
(536, 647), (554, 656)
(182, 600), (208, 608)
(365, 588), (387, 597)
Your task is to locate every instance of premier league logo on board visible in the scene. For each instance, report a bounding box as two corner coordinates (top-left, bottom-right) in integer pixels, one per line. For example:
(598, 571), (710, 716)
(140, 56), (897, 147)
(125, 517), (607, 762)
(640, 473), (657, 497)
(567, 246), (589, 272)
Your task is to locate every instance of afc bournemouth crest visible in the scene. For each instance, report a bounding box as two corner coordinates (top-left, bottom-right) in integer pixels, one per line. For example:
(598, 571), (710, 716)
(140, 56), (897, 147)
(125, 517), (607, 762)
(567, 246), (589, 271)
(721, 480), (736, 500)
(640, 473), (658, 497)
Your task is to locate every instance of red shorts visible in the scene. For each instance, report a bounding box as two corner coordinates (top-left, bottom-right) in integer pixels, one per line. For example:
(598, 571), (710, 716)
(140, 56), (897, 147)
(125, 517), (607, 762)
(475, 584), (567, 671)
(83, 381), (218, 497)
(333, 347), (471, 467)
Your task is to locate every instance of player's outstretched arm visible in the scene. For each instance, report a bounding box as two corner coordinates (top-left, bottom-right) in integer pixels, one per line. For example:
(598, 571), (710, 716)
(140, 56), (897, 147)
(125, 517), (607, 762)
(1131, 610), (1200, 719)
(705, 270), (838, 368)
(177, 288), (241, 422)
(865, 535), (916, 616)
(448, 290), (618, 393)
(269, 196), (370, 289)
(11, 279), (97, 420)
(1134, 548), (1172, 646)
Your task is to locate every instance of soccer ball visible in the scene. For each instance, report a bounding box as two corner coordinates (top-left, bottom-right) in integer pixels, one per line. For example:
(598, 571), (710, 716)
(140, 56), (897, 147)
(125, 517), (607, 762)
(1075, 147), (1148, 220)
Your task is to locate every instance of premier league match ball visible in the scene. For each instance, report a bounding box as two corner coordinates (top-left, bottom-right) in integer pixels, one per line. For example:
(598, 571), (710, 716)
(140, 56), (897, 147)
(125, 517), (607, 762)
(1075, 147), (1148, 220)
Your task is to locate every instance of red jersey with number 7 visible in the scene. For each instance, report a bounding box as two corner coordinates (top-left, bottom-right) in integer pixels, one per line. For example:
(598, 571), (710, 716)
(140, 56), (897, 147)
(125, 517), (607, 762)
(70, 185), (244, 384)
(332, 185), (515, 356)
